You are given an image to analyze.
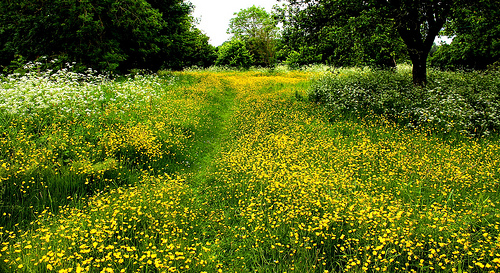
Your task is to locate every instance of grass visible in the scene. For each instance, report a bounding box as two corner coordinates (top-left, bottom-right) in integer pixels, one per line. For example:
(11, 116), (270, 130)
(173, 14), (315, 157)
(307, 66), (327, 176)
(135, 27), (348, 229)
(0, 70), (199, 230)
(0, 68), (499, 272)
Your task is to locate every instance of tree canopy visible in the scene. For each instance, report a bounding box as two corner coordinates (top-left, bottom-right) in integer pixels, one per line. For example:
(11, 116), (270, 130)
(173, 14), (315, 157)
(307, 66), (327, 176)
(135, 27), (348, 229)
(227, 6), (279, 67)
(0, 0), (215, 72)
(278, 0), (498, 84)
(276, 1), (407, 68)
(215, 40), (254, 69)
(430, 0), (500, 70)
(1, 0), (497, 74)
(279, 0), (457, 85)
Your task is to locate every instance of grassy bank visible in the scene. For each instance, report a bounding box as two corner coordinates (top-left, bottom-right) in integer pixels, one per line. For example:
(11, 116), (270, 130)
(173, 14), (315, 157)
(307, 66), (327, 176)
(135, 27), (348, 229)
(0, 69), (499, 272)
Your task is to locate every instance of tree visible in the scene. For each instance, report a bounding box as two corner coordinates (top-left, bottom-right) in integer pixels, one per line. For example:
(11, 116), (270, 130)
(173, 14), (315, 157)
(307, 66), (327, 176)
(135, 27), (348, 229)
(0, 0), (161, 71)
(279, 0), (458, 85)
(228, 6), (280, 67)
(379, 0), (451, 85)
(429, 0), (500, 70)
(0, 0), (215, 72)
(276, 1), (407, 69)
(215, 40), (254, 69)
(143, 0), (216, 70)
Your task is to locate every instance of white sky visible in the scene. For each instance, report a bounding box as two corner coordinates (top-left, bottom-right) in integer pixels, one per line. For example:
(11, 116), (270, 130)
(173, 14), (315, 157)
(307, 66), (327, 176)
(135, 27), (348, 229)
(189, 0), (280, 46)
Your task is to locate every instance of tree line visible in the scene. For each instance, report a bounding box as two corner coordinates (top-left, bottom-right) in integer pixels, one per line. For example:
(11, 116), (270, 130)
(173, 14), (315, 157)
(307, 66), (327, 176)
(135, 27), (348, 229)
(1, 0), (498, 84)
(0, 0), (216, 72)
(277, 0), (499, 85)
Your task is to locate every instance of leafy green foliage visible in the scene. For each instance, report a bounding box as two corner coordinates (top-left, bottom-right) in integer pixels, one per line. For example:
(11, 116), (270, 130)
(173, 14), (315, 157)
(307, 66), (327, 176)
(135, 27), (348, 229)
(283, 47), (323, 69)
(309, 66), (500, 136)
(0, 0), (215, 72)
(215, 40), (255, 69)
(430, 1), (500, 70)
(277, 0), (407, 69)
(143, 0), (217, 70)
(278, 0), (476, 85)
(228, 6), (279, 67)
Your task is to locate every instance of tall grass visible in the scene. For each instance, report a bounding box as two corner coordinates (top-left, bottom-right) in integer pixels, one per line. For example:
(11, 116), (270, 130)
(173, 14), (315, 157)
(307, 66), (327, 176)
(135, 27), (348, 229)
(0, 67), (203, 230)
(0, 68), (499, 272)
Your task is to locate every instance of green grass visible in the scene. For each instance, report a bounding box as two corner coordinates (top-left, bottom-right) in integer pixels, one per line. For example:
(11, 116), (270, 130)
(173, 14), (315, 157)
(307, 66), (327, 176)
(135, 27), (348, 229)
(0, 69), (499, 272)
(0, 71), (212, 230)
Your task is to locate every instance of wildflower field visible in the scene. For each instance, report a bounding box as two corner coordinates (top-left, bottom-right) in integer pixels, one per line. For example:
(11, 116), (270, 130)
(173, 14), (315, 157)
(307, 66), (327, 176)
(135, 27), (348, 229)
(0, 68), (499, 272)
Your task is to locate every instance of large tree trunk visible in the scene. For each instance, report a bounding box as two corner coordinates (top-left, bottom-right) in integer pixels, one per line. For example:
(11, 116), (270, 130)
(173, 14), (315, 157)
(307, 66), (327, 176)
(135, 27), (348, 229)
(389, 1), (449, 86)
(409, 50), (429, 86)
(397, 27), (437, 86)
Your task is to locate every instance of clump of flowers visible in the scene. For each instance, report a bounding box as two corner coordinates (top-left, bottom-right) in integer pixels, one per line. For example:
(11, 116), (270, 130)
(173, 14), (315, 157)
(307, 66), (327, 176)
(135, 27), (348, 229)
(309, 65), (500, 137)
(0, 60), (172, 117)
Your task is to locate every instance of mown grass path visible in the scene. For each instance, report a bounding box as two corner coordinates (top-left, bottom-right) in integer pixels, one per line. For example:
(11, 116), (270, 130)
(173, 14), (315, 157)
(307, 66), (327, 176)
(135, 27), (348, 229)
(1, 71), (499, 272)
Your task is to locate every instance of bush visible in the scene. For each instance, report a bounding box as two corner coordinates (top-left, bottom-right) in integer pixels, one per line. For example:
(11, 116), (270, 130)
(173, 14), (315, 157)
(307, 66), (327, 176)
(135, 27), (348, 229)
(215, 40), (254, 69)
(429, 43), (500, 71)
(284, 47), (323, 69)
(309, 66), (500, 137)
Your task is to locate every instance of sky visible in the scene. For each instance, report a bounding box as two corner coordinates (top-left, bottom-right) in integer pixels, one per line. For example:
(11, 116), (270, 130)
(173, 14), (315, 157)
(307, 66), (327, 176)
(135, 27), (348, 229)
(189, 0), (280, 46)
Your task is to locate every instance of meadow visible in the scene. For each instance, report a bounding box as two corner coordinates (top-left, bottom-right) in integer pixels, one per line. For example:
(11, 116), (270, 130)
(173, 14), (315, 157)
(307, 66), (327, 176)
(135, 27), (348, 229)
(0, 65), (499, 272)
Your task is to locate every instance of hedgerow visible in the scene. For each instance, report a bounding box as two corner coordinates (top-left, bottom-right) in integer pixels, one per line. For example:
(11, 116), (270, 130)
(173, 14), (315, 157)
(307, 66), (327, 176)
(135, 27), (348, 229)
(309, 65), (500, 137)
